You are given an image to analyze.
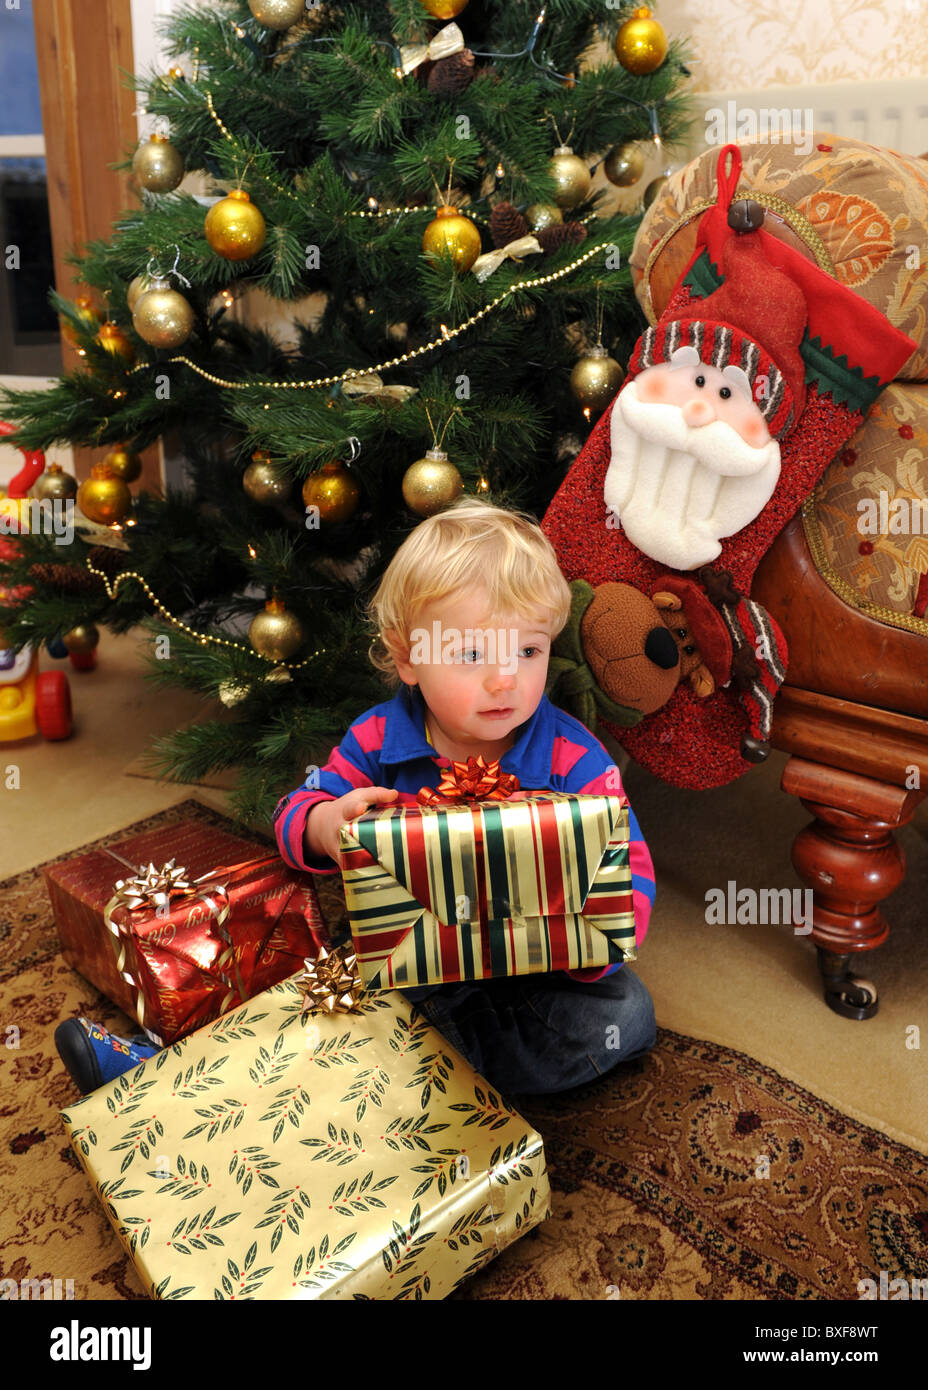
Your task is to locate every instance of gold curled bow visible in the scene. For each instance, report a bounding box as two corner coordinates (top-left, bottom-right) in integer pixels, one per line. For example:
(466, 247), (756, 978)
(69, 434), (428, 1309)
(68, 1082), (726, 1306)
(342, 372), (418, 405)
(418, 755), (521, 806)
(398, 21), (464, 76)
(471, 235), (543, 284)
(296, 943), (366, 1014)
(103, 856), (256, 1040)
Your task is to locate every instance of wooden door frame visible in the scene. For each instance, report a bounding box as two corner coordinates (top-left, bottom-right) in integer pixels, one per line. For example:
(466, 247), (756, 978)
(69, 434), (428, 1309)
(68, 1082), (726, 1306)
(32, 0), (162, 492)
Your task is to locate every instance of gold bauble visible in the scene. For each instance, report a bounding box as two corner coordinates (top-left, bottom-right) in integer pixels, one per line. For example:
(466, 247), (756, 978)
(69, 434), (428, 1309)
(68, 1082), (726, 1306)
(570, 345), (625, 417)
(132, 275), (194, 348)
(131, 134), (185, 193)
(96, 321), (135, 362)
(205, 189), (267, 261)
(61, 293), (101, 346)
(421, 0), (469, 16)
(77, 463), (132, 525)
(244, 452), (291, 504)
(401, 449), (463, 517)
(247, 0), (305, 28)
(604, 142), (646, 187)
(525, 203), (563, 231)
(249, 598), (304, 661)
(422, 205), (482, 274)
(33, 463), (78, 502)
(549, 147), (591, 210)
(127, 274), (151, 313)
(62, 622), (100, 655)
(103, 447), (143, 483)
(301, 460), (360, 523)
(615, 6), (668, 75)
(643, 173), (669, 209)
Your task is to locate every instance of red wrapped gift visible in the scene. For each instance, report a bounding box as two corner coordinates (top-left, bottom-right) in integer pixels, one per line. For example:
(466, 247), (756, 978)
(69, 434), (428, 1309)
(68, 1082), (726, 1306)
(44, 819), (328, 1044)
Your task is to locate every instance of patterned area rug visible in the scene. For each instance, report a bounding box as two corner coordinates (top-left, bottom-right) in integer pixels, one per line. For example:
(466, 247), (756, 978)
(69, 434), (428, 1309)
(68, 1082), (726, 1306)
(2, 799), (927, 1301)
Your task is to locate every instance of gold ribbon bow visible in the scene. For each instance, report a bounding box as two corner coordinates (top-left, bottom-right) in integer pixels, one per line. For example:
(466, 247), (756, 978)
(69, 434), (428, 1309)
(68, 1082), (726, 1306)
(102, 854), (277, 1040)
(296, 943), (366, 1014)
(417, 754), (521, 806)
(398, 21), (465, 77)
(341, 372), (418, 405)
(471, 234), (543, 284)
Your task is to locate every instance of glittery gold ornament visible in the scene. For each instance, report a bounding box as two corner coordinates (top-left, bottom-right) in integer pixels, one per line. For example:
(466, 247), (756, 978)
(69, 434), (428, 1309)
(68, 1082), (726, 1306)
(570, 344), (625, 417)
(126, 274), (151, 313)
(615, 6), (668, 75)
(301, 460), (360, 523)
(643, 173), (669, 209)
(604, 142), (646, 187)
(421, 0), (469, 17)
(96, 321), (135, 362)
(62, 622), (100, 655)
(132, 275), (194, 348)
(249, 597), (304, 661)
(422, 205), (482, 273)
(525, 203), (563, 231)
(549, 146), (591, 210)
(402, 449), (463, 517)
(205, 189), (267, 261)
(61, 293), (101, 346)
(77, 463), (132, 525)
(244, 450), (291, 504)
(247, 0), (305, 28)
(103, 447), (143, 483)
(131, 133), (185, 193)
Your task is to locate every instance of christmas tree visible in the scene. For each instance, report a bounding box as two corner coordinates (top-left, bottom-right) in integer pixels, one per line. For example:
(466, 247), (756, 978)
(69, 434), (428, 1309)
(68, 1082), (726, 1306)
(0, 0), (692, 827)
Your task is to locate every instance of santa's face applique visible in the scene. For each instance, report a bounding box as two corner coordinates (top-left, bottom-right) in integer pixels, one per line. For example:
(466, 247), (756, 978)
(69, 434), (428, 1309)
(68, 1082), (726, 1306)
(604, 345), (781, 570)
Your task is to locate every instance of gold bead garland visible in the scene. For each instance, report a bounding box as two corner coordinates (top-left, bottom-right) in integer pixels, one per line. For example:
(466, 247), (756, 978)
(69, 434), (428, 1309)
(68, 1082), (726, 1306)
(83, 558), (325, 668)
(126, 243), (606, 394)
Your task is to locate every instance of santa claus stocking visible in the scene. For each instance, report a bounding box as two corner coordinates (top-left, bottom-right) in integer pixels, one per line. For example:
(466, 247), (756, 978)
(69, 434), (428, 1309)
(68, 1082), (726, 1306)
(543, 143), (916, 789)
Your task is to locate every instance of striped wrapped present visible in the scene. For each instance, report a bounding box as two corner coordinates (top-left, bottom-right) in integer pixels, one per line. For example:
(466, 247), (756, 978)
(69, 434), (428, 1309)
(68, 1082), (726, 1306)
(339, 790), (635, 990)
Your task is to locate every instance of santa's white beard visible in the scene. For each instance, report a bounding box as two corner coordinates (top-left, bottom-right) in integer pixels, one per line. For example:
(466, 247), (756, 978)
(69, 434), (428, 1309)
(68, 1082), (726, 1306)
(605, 380), (782, 570)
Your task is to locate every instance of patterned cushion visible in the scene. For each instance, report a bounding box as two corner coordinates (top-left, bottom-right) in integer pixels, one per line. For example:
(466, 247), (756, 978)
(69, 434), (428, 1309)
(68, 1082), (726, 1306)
(629, 133), (928, 631)
(630, 132), (928, 377)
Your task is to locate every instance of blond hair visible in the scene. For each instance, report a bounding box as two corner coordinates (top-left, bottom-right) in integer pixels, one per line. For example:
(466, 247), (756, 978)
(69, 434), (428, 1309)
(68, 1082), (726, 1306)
(366, 497), (572, 686)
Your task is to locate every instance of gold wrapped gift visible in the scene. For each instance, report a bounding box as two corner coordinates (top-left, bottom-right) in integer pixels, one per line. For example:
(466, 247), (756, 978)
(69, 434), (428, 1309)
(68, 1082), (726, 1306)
(61, 977), (550, 1300)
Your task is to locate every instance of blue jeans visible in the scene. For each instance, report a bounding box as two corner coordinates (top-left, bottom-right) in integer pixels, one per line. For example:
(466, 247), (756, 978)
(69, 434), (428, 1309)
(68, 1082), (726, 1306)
(402, 968), (656, 1096)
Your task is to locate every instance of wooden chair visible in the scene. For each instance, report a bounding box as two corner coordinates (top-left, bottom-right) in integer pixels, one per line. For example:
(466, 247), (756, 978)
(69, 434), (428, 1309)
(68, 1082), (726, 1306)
(648, 207), (928, 1020)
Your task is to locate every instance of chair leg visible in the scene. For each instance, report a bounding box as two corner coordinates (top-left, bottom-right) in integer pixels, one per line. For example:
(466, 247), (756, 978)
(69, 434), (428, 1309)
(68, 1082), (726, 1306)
(780, 757), (926, 1019)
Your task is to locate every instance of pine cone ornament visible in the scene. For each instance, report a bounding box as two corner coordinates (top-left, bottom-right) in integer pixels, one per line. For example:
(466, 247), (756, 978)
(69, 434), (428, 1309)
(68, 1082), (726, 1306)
(535, 221), (588, 255)
(489, 201), (529, 249)
(427, 49), (475, 96)
(87, 545), (127, 578)
(28, 562), (101, 595)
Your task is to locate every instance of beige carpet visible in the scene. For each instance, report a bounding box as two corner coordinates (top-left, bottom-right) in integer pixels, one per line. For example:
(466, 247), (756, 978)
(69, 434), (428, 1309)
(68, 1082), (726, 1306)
(4, 628), (926, 1153)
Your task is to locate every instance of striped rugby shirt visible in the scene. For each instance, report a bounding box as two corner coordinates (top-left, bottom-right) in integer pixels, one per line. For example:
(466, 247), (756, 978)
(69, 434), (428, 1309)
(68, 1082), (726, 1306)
(273, 683), (655, 982)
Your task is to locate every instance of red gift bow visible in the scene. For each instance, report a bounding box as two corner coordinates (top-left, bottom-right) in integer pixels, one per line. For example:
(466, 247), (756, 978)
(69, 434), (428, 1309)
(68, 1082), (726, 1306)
(417, 754), (521, 806)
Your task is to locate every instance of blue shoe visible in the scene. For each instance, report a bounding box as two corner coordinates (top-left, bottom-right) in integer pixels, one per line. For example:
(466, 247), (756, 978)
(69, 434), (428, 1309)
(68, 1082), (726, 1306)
(55, 1017), (159, 1094)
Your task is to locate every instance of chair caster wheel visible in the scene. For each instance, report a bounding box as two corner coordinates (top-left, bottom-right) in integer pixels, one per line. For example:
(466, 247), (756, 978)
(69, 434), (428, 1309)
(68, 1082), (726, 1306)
(823, 976), (879, 1020)
(817, 948), (879, 1020)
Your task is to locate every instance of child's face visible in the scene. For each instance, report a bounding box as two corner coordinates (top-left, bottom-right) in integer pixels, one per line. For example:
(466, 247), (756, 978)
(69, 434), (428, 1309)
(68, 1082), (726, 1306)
(392, 585), (554, 759)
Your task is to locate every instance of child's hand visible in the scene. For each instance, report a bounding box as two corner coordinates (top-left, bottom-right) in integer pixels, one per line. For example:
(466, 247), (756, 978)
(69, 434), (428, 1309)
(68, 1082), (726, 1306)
(304, 787), (399, 863)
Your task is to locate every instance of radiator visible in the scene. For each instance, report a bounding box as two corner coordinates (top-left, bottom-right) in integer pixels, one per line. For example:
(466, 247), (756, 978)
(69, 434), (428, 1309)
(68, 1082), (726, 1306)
(680, 78), (928, 160)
